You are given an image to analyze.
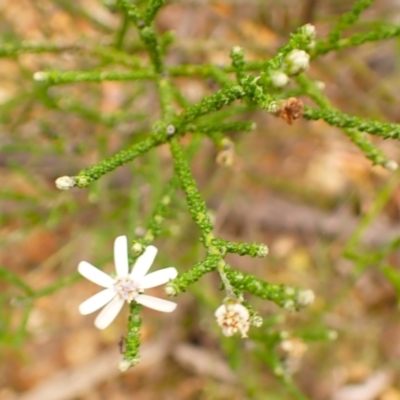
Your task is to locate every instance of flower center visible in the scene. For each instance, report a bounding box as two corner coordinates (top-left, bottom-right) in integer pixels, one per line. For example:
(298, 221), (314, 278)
(113, 276), (142, 303)
(216, 304), (250, 338)
(222, 310), (243, 329)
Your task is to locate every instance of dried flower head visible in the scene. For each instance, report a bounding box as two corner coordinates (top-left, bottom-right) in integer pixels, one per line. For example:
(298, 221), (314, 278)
(215, 301), (250, 338)
(276, 97), (304, 125)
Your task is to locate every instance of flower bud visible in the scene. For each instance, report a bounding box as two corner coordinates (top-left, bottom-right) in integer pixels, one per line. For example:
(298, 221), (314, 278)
(166, 124), (176, 135)
(297, 289), (315, 307)
(271, 71), (289, 88)
(55, 176), (76, 190)
(33, 71), (48, 82)
(302, 24), (316, 38)
(284, 49), (310, 75)
(131, 242), (143, 254)
(118, 359), (132, 372)
(384, 160), (398, 171)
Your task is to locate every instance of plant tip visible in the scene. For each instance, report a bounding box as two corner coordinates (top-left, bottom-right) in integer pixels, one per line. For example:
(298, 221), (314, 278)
(55, 176), (76, 190)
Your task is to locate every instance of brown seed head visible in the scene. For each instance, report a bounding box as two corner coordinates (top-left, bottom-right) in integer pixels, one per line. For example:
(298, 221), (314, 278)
(277, 97), (304, 125)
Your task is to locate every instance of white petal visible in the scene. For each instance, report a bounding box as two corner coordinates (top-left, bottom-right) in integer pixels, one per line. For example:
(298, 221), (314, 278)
(140, 267), (178, 289)
(135, 294), (177, 312)
(78, 261), (114, 288)
(78, 288), (116, 315)
(215, 304), (227, 319)
(130, 245), (158, 281)
(114, 235), (129, 277)
(94, 296), (125, 329)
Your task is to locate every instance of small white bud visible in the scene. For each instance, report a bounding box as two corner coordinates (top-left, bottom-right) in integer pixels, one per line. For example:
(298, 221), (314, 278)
(266, 101), (279, 113)
(384, 160), (398, 171)
(257, 244), (269, 258)
(271, 71), (289, 88)
(118, 359), (132, 372)
(283, 300), (295, 311)
(285, 49), (310, 75)
(131, 242), (143, 254)
(297, 289), (315, 307)
(55, 176), (76, 190)
(166, 124), (175, 135)
(250, 314), (263, 328)
(285, 287), (295, 296)
(33, 71), (48, 82)
(231, 46), (243, 55)
(165, 284), (177, 296)
(302, 24), (316, 38)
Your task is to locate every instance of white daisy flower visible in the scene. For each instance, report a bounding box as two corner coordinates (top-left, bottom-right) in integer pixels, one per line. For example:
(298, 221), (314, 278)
(78, 236), (178, 329)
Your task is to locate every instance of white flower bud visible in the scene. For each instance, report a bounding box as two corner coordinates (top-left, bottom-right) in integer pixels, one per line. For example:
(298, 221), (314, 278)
(231, 46), (243, 55)
(302, 24), (316, 38)
(271, 71), (289, 88)
(165, 284), (177, 296)
(266, 101), (279, 113)
(283, 300), (295, 311)
(166, 124), (175, 135)
(131, 242), (143, 254)
(118, 359), (132, 372)
(297, 289), (315, 307)
(33, 71), (48, 82)
(55, 176), (76, 190)
(257, 244), (269, 258)
(285, 49), (310, 75)
(250, 314), (263, 328)
(384, 160), (398, 171)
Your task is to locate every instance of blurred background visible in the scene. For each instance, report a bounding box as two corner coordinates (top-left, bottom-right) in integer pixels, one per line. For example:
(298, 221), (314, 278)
(1, 0), (400, 399)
